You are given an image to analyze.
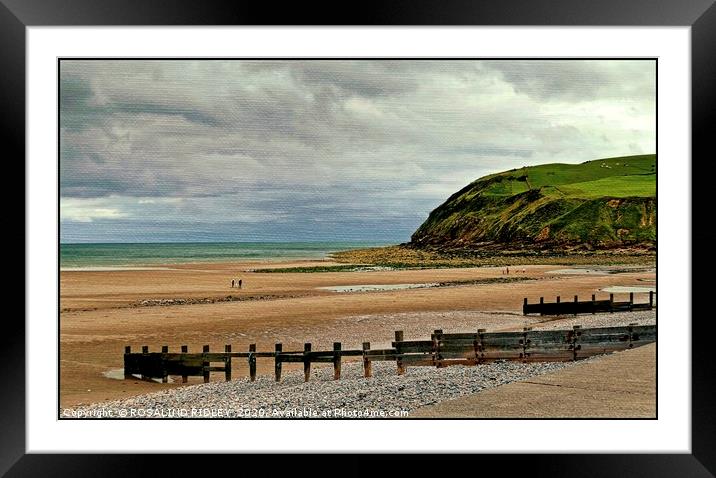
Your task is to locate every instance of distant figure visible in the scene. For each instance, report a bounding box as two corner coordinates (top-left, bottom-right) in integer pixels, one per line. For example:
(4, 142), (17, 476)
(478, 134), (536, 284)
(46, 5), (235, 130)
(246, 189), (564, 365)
(522, 268), (526, 273)
(238, 279), (243, 289)
(506, 266), (510, 275)
(231, 279), (235, 288)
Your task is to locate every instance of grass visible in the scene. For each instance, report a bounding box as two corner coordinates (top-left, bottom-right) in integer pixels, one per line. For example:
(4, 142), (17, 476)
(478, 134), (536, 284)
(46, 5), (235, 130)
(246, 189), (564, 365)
(559, 175), (655, 199)
(413, 154), (656, 248)
(481, 154), (656, 198)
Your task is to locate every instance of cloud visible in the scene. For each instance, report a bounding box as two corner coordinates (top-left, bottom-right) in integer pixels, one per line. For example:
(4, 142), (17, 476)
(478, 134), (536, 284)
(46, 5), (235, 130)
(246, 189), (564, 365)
(59, 59), (656, 242)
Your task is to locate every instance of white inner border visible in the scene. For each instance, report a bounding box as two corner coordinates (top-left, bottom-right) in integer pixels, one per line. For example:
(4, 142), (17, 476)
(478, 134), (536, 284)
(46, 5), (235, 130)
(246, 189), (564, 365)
(27, 27), (691, 453)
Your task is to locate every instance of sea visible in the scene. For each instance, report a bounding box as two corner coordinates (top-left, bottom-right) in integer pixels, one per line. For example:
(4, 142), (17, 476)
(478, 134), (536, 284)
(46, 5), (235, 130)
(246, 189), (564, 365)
(60, 242), (391, 270)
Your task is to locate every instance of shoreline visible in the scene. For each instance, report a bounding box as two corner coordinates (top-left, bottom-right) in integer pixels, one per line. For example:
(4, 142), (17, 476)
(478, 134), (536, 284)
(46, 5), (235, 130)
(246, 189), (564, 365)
(60, 256), (656, 409)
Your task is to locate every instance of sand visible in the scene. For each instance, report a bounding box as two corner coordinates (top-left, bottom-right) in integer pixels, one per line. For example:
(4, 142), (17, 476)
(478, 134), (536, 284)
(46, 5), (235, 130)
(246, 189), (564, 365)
(411, 342), (656, 418)
(59, 260), (655, 408)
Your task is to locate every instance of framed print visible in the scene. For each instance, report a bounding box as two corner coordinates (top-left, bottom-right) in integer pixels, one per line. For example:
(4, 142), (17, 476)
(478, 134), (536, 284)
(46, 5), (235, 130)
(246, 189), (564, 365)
(6, 0), (715, 473)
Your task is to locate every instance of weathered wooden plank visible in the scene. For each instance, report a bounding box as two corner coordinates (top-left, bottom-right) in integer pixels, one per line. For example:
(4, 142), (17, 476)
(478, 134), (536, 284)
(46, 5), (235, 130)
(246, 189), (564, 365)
(277, 355), (308, 363)
(363, 342), (372, 378)
(363, 354), (399, 361)
(398, 357), (435, 366)
(576, 334), (631, 344)
(574, 343), (631, 357)
(479, 342), (525, 351)
(393, 340), (433, 348)
(307, 356), (336, 363)
(303, 343), (311, 382)
(576, 326), (636, 336)
(202, 345), (210, 383)
(435, 358), (479, 366)
(631, 332), (657, 343)
(434, 332), (480, 340)
(333, 342), (342, 380)
(480, 331), (526, 340)
(439, 350), (476, 359)
(224, 345), (232, 382)
(436, 343), (478, 353)
(275, 343), (282, 382)
(364, 349), (397, 357)
(395, 331), (405, 375)
(521, 353), (575, 362)
(180, 345), (188, 382)
(524, 343), (575, 352)
(392, 344), (434, 353)
(475, 351), (525, 360)
(524, 330), (572, 342)
(248, 344), (256, 382)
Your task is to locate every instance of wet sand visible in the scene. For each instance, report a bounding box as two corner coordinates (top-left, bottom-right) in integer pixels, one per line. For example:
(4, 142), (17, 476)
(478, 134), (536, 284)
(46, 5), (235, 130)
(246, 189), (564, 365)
(60, 260), (655, 408)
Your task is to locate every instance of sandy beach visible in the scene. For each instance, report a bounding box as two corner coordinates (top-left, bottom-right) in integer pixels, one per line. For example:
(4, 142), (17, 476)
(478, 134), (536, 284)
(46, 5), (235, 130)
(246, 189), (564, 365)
(59, 258), (655, 409)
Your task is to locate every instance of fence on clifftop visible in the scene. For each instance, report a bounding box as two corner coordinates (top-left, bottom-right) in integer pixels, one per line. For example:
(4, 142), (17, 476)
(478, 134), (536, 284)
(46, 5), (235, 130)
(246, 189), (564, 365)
(123, 323), (656, 384)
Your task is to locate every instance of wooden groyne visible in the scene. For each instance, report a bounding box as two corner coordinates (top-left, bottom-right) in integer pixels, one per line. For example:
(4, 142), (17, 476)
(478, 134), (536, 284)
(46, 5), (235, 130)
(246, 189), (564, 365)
(523, 291), (655, 316)
(123, 323), (656, 384)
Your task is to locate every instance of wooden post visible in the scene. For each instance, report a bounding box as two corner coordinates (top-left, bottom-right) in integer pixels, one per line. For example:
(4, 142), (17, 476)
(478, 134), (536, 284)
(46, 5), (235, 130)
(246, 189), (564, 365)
(628, 323), (637, 348)
(556, 296), (560, 303)
(248, 344), (256, 382)
(523, 298), (528, 315)
(124, 346), (132, 379)
(573, 295), (578, 316)
(181, 345), (188, 383)
(609, 293), (614, 313)
(362, 342), (372, 378)
(395, 331), (405, 375)
(303, 343), (312, 382)
(591, 294), (596, 314)
(539, 297), (544, 316)
(477, 329), (486, 363)
(225, 345), (232, 382)
(161, 345), (169, 383)
(649, 290), (654, 309)
(274, 343), (282, 382)
(202, 345), (210, 383)
(522, 327), (532, 361)
(629, 292), (634, 311)
(140, 346), (149, 379)
(434, 329), (443, 368)
(572, 325), (581, 361)
(333, 342), (342, 380)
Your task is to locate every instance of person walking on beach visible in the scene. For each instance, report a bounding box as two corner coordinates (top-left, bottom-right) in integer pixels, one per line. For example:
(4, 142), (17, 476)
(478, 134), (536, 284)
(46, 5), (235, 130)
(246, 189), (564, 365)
(238, 279), (243, 289)
(231, 279), (235, 288)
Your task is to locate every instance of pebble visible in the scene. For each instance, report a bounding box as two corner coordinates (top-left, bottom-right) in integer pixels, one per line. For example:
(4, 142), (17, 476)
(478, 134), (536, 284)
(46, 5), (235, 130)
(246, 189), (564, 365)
(63, 358), (599, 419)
(61, 310), (655, 419)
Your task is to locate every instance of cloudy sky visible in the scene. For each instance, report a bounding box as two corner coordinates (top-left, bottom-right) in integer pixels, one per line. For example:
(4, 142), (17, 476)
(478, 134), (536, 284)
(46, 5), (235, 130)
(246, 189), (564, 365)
(60, 59), (655, 243)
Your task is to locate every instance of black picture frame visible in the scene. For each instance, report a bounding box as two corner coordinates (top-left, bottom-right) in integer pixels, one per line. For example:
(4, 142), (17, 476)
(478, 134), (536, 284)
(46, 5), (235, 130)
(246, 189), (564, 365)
(5, 0), (714, 474)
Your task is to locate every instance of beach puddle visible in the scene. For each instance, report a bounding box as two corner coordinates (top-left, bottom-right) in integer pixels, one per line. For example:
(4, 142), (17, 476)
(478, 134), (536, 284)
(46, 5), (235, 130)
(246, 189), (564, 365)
(547, 268), (610, 275)
(600, 285), (656, 294)
(103, 369), (174, 384)
(317, 283), (439, 293)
